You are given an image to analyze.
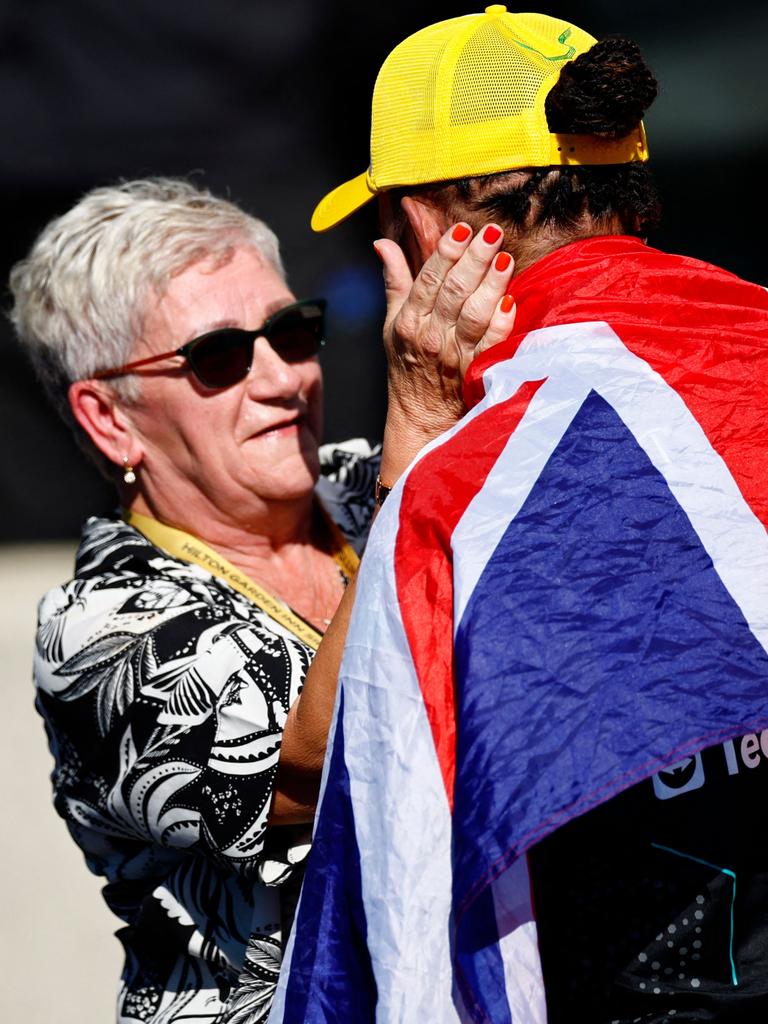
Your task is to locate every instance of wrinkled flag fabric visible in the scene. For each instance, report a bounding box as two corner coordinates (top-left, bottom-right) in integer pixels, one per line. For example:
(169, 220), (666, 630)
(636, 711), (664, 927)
(268, 236), (768, 1024)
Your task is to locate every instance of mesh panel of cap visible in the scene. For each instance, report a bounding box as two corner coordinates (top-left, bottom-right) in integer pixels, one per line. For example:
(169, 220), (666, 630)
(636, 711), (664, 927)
(370, 10), (597, 188)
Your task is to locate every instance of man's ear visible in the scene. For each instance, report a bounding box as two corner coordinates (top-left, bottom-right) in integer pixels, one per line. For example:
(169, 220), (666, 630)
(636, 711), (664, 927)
(68, 380), (143, 470)
(400, 196), (448, 266)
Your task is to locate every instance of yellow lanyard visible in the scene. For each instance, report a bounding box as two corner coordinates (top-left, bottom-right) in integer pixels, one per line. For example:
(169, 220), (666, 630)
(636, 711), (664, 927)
(124, 507), (359, 652)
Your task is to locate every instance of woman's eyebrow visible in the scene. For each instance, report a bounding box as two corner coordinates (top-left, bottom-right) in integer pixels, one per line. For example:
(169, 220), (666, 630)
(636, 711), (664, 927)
(182, 299), (294, 344)
(181, 318), (240, 344)
(262, 297), (295, 319)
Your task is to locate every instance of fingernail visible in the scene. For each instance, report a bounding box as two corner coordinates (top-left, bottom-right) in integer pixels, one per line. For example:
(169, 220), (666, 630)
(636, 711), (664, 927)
(494, 252), (511, 272)
(372, 242), (384, 263)
(500, 294), (515, 313)
(483, 225), (502, 245)
(452, 224), (471, 243)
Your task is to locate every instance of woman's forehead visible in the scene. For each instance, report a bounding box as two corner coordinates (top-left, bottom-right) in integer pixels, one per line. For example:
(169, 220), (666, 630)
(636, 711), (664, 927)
(146, 246), (294, 342)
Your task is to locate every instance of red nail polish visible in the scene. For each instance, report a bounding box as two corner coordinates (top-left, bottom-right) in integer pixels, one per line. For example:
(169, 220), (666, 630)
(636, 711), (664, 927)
(494, 252), (511, 272)
(500, 294), (515, 313)
(372, 243), (384, 263)
(483, 225), (502, 245)
(452, 224), (471, 243)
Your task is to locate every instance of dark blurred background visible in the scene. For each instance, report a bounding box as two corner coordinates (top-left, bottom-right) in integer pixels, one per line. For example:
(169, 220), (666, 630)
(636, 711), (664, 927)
(2, 0), (766, 540)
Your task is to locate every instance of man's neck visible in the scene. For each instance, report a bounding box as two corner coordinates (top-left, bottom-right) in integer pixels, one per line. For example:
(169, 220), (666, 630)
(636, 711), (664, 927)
(508, 220), (627, 278)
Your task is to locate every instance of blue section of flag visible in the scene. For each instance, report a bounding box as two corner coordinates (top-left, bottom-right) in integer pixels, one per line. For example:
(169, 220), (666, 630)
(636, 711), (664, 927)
(453, 882), (513, 1024)
(282, 689), (377, 1023)
(453, 391), (768, 924)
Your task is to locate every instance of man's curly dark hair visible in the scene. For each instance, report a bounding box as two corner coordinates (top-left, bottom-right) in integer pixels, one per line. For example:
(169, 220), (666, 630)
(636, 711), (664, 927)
(394, 37), (662, 240)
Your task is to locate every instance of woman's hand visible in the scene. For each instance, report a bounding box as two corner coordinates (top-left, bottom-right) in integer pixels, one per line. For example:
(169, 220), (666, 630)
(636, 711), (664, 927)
(374, 222), (516, 483)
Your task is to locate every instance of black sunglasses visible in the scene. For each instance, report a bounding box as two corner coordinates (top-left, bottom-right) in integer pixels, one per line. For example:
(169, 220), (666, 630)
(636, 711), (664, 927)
(94, 298), (326, 390)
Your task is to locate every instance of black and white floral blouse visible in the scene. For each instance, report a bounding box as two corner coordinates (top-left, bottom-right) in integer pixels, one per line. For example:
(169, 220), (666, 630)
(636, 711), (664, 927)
(34, 441), (379, 1024)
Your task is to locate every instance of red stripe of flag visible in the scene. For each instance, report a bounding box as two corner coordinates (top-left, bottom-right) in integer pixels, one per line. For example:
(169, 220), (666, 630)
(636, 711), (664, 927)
(394, 379), (545, 808)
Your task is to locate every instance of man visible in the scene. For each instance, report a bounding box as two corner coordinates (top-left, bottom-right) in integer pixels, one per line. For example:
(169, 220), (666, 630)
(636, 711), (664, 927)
(271, 8), (768, 1023)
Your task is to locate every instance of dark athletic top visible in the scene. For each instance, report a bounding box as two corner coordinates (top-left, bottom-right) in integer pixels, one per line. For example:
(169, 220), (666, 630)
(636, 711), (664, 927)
(530, 733), (768, 1022)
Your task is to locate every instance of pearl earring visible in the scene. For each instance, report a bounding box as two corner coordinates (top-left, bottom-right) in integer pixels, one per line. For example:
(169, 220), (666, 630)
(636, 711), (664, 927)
(122, 457), (136, 485)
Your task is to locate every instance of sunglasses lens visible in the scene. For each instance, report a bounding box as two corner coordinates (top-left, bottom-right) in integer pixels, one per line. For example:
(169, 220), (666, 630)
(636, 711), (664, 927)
(187, 330), (253, 389)
(269, 304), (325, 362)
(183, 301), (325, 389)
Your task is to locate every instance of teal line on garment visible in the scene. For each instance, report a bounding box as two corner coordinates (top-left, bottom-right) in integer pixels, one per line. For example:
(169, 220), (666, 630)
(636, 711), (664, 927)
(651, 841), (738, 987)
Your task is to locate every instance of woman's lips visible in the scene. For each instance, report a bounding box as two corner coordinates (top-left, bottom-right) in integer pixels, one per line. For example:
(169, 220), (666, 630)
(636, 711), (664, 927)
(249, 413), (303, 439)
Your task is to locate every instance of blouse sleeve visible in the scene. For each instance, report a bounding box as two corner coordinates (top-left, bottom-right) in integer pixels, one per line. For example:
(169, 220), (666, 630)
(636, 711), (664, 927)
(35, 560), (312, 879)
(315, 437), (381, 554)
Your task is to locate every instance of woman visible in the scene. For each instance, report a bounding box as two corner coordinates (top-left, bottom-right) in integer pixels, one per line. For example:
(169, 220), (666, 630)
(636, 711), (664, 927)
(9, 178), (515, 1023)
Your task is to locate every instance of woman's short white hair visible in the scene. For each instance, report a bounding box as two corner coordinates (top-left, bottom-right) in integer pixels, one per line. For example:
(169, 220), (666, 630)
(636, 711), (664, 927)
(9, 177), (285, 467)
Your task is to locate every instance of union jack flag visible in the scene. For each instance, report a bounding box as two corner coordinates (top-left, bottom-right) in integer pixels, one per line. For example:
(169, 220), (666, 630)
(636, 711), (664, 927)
(269, 236), (768, 1023)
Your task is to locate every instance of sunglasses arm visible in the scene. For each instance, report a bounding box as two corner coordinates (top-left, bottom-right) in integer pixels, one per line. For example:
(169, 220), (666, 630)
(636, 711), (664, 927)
(92, 347), (184, 381)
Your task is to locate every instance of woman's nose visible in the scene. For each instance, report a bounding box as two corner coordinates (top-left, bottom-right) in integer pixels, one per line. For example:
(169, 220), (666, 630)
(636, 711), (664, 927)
(244, 336), (304, 399)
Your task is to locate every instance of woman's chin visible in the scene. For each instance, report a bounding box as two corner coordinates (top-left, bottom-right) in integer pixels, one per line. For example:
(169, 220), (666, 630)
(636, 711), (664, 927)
(236, 424), (321, 504)
(249, 456), (320, 504)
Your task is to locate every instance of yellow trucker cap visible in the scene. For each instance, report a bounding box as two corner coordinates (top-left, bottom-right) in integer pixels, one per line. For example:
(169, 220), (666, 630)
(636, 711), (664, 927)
(312, 6), (649, 232)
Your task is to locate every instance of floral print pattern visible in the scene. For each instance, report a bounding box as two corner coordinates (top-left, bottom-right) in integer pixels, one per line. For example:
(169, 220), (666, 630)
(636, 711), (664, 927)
(34, 441), (378, 1023)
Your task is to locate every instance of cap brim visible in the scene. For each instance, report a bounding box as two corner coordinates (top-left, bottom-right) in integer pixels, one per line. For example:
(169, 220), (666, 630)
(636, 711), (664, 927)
(311, 171), (377, 232)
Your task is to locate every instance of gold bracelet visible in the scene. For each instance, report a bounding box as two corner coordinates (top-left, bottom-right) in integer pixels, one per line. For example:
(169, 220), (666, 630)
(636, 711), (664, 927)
(374, 475), (393, 507)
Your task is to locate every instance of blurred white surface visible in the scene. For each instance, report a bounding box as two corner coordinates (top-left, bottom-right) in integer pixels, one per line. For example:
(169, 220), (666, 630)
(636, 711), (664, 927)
(0, 543), (123, 1023)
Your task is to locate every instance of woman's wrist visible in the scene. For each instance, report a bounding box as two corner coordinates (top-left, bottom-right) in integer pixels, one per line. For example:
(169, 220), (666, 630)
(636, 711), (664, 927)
(379, 402), (458, 487)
